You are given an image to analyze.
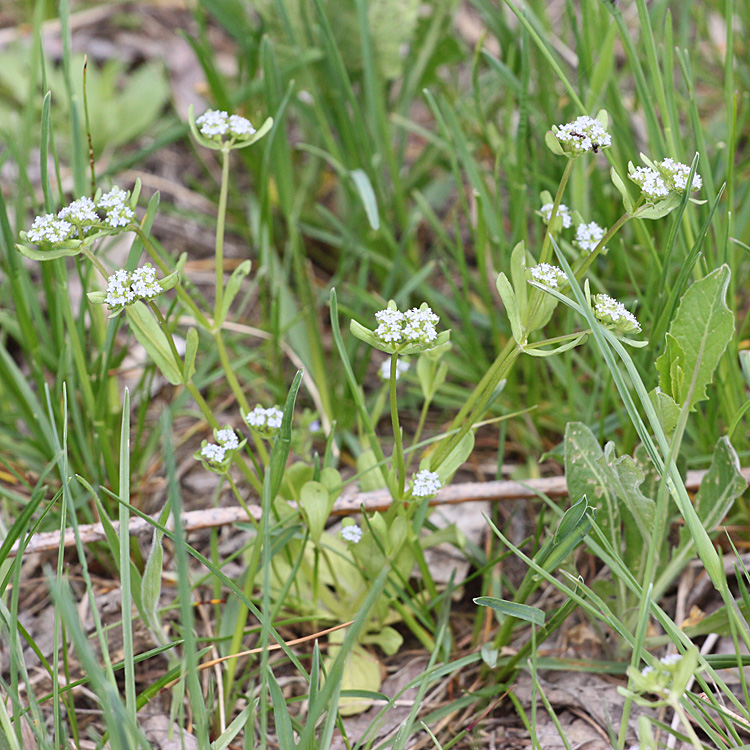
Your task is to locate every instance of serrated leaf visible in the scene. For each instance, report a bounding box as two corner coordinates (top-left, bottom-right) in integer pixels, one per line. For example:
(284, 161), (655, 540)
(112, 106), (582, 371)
(655, 265), (733, 409)
(125, 301), (183, 385)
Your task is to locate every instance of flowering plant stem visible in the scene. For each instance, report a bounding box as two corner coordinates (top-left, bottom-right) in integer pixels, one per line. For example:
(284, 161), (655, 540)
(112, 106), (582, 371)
(214, 149), (230, 325)
(390, 353), (406, 498)
(538, 158), (575, 266)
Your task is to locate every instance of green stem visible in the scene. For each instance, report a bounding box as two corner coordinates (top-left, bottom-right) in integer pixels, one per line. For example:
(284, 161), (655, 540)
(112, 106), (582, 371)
(406, 396), (432, 474)
(573, 211), (632, 279)
(80, 244), (108, 277)
(430, 341), (521, 471)
(390, 353), (405, 498)
(539, 159), (576, 265)
(214, 149), (231, 325)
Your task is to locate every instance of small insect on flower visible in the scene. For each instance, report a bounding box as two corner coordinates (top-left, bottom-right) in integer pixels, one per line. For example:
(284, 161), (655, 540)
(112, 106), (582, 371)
(593, 294), (641, 335)
(550, 114), (612, 156)
(340, 524), (363, 544)
(528, 263), (567, 289)
(245, 405), (284, 439)
(574, 221), (606, 253)
(540, 202), (572, 229)
(412, 470), (442, 498)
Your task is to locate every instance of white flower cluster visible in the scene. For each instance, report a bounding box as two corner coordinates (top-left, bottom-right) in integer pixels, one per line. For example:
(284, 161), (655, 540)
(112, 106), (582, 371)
(97, 187), (136, 227)
(529, 263), (566, 288)
(104, 265), (162, 309)
(196, 110), (256, 140)
(245, 405), (284, 436)
(575, 221), (606, 253)
(656, 158), (702, 193)
(629, 166), (670, 201)
(378, 358), (410, 381)
(27, 214), (73, 244)
(26, 187), (135, 246)
(340, 524), (363, 544)
(593, 294), (641, 334)
(554, 115), (612, 154)
(374, 307), (439, 347)
(540, 202), (572, 228)
(412, 470), (442, 498)
(200, 429), (241, 468)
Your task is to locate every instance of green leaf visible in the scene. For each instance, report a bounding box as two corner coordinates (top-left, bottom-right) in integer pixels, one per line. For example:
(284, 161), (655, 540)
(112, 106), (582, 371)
(473, 597), (545, 626)
(655, 265), (733, 409)
(218, 259), (251, 323)
(683, 437), (746, 541)
(356, 449), (387, 492)
(125, 301), (183, 385)
(610, 167), (634, 214)
(325, 642), (382, 716)
(360, 626), (403, 655)
(15, 241), (82, 260)
(433, 430), (474, 486)
(632, 192), (682, 220)
(648, 387), (681, 434)
(496, 272), (524, 342)
(183, 328), (199, 383)
(299, 480), (334, 544)
(350, 169), (380, 230)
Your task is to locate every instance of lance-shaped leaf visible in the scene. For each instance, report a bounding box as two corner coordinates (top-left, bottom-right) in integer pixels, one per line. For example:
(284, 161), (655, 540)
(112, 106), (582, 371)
(125, 301), (183, 385)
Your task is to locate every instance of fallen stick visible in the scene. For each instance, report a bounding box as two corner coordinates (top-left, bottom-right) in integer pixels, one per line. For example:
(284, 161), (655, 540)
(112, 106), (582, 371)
(9, 467), (749, 557)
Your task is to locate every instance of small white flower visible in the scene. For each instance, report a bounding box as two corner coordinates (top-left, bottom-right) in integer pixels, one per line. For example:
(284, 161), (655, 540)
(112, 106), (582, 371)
(201, 443), (226, 464)
(629, 166), (670, 201)
(58, 196), (98, 224)
(660, 653), (682, 666)
(640, 665), (654, 678)
(412, 469), (442, 498)
(341, 524), (363, 543)
(403, 307), (438, 345)
(529, 263), (566, 288)
(97, 187), (135, 227)
(656, 158), (702, 193)
(27, 213), (74, 245)
(216, 429), (239, 450)
(540, 202), (572, 229)
(575, 221), (606, 253)
(593, 294), (641, 334)
(245, 405), (284, 435)
(374, 308), (404, 343)
(378, 358), (410, 381)
(197, 110), (256, 141)
(196, 109), (229, 137)
(130, 265), (161, 299)
(228, 114), (256, 137)
(554, 115), (612, 154)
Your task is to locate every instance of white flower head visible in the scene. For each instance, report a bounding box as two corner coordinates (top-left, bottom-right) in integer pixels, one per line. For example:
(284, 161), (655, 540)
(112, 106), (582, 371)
(215, 428), (240, 450)
(403, 307), (439, 345)
(200, 443), (226, 465)
(378, 358), (410, 382)
(340, 524), (363, 544)
(245, 405), (284, 438)
(412, 469), (442, 498)
(58, 196), (98, 226)
(553, 115), (612, 155)
(528, 263), (566, 289)
(197, 109), (256, 142)
(97, 187), (135, 227)
(593, 294), (641, 334)
(540, 202), (572, 229)
(629, 166), (670, 201)
(575, 221), (606, 253)
(374, 308), (404, 343)
(104, 264), (163, 309)
(656, 158), (702, 194)
(27, 213), (74, 245)
(660, 653), (683, 667)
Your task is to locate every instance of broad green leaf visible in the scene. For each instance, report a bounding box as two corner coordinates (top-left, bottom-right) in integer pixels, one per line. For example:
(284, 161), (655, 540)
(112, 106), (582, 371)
(325, 642), (382, 716)
(680, 437), (746, 546)
(655, 265), (733, 409)
(473, 597), (545, 626)
(15, 241), (81, 260)
(360, 626), (403, 655)
(632, 192), (681, 220)
(356, 449), (387, 491)
(648, 387), (681, 434)
(496, 272), (524, 342)
(299, 480), (334, 544)
(433, 430), (474, 486)
(125, 301), (183, 385)
(183, 327), (199, 383)
(610, 167), (634, 214)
